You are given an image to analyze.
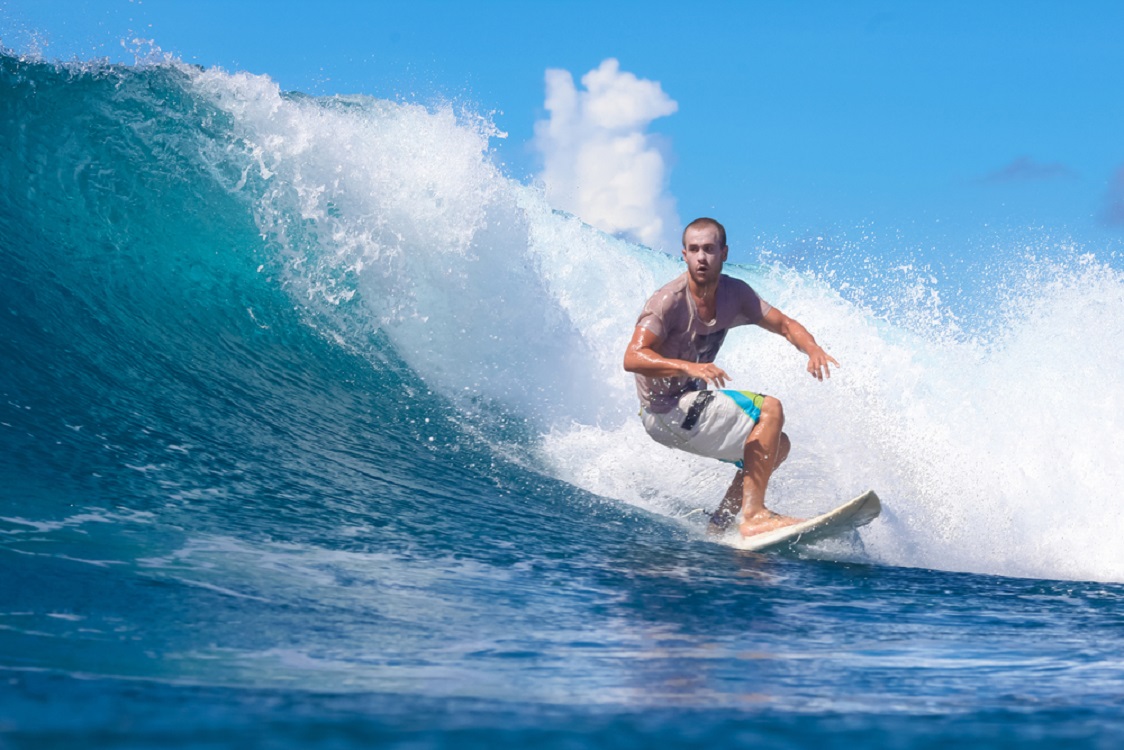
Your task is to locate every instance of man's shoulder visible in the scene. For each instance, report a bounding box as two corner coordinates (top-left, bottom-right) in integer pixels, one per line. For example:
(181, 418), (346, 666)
(717, 273), (772, 321)
(645, 272), (690, 305)
(719, 273), (765, 301)
(719, 273), (752, 291)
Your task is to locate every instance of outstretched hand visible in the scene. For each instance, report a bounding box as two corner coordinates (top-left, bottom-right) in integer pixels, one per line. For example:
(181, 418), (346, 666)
(806, 348), (840, 381)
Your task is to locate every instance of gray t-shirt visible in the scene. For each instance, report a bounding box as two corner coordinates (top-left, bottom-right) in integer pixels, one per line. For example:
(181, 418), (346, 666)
(634, 272), (772, 413)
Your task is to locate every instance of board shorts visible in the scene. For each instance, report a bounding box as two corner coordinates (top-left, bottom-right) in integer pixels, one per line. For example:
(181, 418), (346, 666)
(640, 389), (766, 468)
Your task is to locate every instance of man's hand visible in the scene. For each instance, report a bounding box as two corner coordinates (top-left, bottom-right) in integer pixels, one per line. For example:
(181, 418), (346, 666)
(806, 346), (840, 381)
(685, 362), (731, 389)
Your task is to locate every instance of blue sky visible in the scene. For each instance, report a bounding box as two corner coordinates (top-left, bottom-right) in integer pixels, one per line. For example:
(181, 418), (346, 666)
(3, 0), (1123, 265)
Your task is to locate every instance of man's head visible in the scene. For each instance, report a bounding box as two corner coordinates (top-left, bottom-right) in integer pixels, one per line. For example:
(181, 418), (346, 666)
(682, 217), (726, 249)
(681, 217), (728, 288)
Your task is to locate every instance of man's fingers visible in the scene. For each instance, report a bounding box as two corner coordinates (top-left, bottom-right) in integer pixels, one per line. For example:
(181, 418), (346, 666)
(701, 364), (729, 389)
(805, 352), (839, 381)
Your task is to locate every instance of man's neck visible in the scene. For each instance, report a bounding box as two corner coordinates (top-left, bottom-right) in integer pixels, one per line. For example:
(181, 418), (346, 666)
(688, 274), (720, 317)
(688, 271), (720, 296)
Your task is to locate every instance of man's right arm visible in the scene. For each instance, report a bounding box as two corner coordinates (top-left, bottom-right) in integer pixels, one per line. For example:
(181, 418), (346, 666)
(623, 326), (731, 388)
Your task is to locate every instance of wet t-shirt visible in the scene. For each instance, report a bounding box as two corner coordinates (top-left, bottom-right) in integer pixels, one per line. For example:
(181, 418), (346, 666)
(633, 273), (772, 413)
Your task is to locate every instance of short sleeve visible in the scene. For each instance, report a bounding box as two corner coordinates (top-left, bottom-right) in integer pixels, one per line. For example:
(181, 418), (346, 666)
(635, 278), (687, 342)
(635, 305), (666, 341)
(732, 278), (772, 324)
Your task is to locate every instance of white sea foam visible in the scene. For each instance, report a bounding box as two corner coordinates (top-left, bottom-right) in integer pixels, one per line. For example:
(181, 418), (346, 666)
(190, 66), (1124, 584)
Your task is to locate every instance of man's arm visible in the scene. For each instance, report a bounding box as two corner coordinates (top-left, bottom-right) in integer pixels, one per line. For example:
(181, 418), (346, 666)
(756, 307), (839, 381)
(623, 326), (732, 388)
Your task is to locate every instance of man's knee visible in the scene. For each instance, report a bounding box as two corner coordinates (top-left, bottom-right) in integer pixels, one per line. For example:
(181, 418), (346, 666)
(759, 396), (785, 427)
(778, 432), (791, 465)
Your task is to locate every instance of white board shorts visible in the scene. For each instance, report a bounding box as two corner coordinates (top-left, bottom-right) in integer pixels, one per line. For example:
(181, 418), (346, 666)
(640, 389), (767, 467)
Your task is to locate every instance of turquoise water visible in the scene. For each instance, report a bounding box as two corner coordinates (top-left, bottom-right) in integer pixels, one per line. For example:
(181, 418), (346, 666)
(3, 53), (1124, 748)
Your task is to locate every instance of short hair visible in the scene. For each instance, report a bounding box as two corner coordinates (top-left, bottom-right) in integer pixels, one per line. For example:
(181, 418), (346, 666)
(682, 217), (727, 248)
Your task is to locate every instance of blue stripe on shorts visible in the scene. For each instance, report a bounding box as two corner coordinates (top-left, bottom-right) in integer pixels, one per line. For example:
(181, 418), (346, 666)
(720, 389), (764, 422)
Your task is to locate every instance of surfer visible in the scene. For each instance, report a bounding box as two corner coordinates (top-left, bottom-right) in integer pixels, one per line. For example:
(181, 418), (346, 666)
(623, 217), (839, 538)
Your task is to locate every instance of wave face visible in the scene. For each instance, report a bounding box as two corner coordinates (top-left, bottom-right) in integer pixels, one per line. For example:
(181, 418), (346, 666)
(3, 52), (1124, 717)
(179, 56), (1124, 584)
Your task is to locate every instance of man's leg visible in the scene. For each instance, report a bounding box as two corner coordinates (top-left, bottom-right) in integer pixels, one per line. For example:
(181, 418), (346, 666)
(708, 470), (744, 533)
(709, 430), (791, 534)
(738, 397), (800, 536)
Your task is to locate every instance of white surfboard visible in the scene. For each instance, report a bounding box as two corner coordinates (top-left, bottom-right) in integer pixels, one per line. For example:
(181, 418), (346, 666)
(733, 490), (881, 552)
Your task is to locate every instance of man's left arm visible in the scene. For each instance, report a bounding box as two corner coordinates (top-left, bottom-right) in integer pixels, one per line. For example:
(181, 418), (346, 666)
(757, 307), (839, 381)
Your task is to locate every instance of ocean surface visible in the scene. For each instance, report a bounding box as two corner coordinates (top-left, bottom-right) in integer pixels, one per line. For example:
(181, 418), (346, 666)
(3, 52), (1124, 748)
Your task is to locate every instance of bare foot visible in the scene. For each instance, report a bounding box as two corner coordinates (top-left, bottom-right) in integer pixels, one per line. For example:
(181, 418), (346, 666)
(739, 509), (803, 538)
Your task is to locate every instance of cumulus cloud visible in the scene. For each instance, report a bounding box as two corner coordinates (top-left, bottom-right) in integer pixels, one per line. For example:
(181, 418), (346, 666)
(974, 156), (1077, 184)
(534, 58), (679, 250)
(1103, 167), (1124, 227)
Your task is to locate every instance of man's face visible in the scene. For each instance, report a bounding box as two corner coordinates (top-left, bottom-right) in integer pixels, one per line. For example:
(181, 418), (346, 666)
(681, 224), (728, 287)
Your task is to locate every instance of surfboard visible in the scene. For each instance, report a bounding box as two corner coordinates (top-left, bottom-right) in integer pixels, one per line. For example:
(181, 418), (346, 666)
(733, 490), (881, 552)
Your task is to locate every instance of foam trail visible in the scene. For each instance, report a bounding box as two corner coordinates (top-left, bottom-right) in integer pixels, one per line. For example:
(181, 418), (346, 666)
(187, 66), (1124, 583)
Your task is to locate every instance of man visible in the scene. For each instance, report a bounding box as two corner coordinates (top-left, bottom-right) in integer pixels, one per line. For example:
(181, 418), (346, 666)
(623, 217), (839, 537)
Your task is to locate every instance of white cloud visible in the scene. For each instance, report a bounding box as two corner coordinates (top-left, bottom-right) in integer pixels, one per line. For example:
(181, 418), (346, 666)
(534, 58), (679, 250)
